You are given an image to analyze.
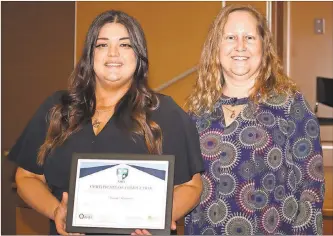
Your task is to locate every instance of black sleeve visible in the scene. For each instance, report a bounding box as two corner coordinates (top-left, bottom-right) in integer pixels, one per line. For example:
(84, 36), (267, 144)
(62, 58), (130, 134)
(156, 95), (204, 185)
(177, 107), (205, 181)
(8, 91), (64, 175)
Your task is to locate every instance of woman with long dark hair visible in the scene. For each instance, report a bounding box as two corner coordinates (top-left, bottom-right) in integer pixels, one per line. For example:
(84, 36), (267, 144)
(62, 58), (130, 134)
(9, 10), (204, 235)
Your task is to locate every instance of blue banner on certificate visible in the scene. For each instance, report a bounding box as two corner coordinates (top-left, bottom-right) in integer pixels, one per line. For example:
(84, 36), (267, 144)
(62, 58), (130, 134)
(66, 153), (175, 235)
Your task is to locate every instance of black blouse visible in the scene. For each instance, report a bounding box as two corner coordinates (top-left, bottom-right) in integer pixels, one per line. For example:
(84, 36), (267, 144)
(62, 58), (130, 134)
(8, 90), (204, 235)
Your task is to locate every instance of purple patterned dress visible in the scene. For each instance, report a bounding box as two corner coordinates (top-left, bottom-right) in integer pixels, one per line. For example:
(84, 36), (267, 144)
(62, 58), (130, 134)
(185, 92), (325, 235)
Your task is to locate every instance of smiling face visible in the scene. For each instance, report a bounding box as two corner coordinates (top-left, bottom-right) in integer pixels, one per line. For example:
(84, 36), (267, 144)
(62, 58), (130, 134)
(219, 10), (263, 84)
(93, 23), (137, 89)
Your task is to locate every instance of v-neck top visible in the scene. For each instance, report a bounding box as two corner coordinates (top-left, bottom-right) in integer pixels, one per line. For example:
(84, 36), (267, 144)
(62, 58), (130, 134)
(185, 92), (324, 235)
(8, 90), (204, 235)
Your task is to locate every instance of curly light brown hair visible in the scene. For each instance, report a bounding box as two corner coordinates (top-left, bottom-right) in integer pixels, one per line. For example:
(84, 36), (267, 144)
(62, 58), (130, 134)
(187, 5), (297, 115)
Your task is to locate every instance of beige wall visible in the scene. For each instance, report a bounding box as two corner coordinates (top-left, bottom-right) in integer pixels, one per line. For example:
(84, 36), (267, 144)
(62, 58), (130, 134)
(1, 2), (75, 234)
(272, 2), (284, 60)
(289, 1), (333, 141)
(226, 1), (267, 15)
(2, 2), (76, 151)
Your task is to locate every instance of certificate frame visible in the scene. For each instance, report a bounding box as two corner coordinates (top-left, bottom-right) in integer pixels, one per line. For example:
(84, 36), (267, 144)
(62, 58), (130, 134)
(66, 153), (175, 235)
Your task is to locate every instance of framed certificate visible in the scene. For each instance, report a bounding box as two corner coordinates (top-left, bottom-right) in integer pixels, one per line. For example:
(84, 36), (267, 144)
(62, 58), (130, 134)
(66, 153), (175, 235)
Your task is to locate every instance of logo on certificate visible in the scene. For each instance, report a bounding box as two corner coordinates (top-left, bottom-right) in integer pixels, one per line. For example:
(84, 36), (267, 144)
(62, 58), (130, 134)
(117, 168), (129, 183)
(78, 213), (92, 220)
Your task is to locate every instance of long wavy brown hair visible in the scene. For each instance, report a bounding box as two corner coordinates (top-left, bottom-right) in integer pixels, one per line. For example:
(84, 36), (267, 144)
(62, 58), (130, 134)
(187, 5), (297, 115)
(37, 10), (163, 165)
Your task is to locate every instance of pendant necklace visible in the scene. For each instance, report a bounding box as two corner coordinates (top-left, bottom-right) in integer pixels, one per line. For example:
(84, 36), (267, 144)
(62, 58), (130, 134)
(92, 107), (114, 128)
(223, 105), (236, 118)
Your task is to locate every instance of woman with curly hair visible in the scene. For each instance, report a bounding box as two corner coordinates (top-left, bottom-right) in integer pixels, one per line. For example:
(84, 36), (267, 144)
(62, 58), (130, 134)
(185, 5), (324, 235)
(9, 10), (204, 235)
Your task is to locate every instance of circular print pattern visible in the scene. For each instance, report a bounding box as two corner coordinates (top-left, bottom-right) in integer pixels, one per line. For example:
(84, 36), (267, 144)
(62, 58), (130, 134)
(287, 170), (297, 191)
(237, 182), (255, 213)
(225, 214), (254, 235)
(262, 173), (276, 192)
(222, 120), (239, 137)
(290, 101), (305, 120)
(241, 103), (256, 121)
(275, 230), (287, 235)
(218, 117), (225, 128)
(200, 174), (214, 205)
(206, 200), (229, 226)
(253, 153), (267, 174)
(238, 161), (256, 180)
(274, 185), (285, 201)
(219, 142), (239, 170)
(200, 131), (223, 159)
(265, 94), (289, 107)
(261, 206), (280, 234)
(305, 119), (319, 138)
(281, 195), (298, 223)
(239, 126), (269, 150)
(266, 147), (283, 170)
(278, 118), (289, 135)
(196, 118), (211, 134)
(293, 164), (303, 184)
(285, 143), (294, 166)
(287, 120), (296, 137)
(190, 208), (202, 223)
(307, 155), (324, 181)
(314, 211), (323, 235)
(277, 165), (288, 183)
(252, 189), (268, 210)
(185, 221), (194, 235)
(292, 138), (312, 159)
(300, 189), (320, 202)
(211, 107), (223, 120)
(302, 98), (315, 115)
(293, 201), (313, 230)
(320, 184), (325, 199)
(201, 227), (217, 235)
(218, 173), (237, 198)
(257, 111), (276, 127)
(210, 158), (222, 181)
(273, 128), (286, 147)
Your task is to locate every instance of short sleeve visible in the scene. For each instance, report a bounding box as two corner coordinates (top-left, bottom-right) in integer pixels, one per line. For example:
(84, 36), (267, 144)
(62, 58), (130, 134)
(156, 95), (204, 185)
(8, 91), (64, 175)
(179, 108), (205, 178)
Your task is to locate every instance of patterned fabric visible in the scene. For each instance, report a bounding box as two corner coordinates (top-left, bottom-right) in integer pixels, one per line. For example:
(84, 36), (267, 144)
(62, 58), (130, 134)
(185, 92), (325, 235)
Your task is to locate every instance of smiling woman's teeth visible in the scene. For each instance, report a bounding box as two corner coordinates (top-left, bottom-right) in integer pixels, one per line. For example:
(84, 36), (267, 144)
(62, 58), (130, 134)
(232, 56), (247, 60)
(106, 63), (122, 67)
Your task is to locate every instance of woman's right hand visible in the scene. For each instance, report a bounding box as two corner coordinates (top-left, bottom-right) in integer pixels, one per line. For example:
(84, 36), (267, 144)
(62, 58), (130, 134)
(54, 192), (83, 235)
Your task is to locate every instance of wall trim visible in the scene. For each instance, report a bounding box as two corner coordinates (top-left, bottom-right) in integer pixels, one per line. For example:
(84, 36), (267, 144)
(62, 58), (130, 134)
(74, 1), (77, 66)
(266, 1), (272, 31)
(284, 1), (291, 76)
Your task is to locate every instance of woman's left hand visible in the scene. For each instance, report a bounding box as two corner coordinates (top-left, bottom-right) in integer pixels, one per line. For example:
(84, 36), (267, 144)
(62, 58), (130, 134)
(131, 221), (176, 235)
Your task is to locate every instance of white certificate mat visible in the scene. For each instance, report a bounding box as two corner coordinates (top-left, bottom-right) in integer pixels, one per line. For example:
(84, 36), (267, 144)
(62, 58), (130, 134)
(66, 153), (175, 235)
(73, 159), (168, 228)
